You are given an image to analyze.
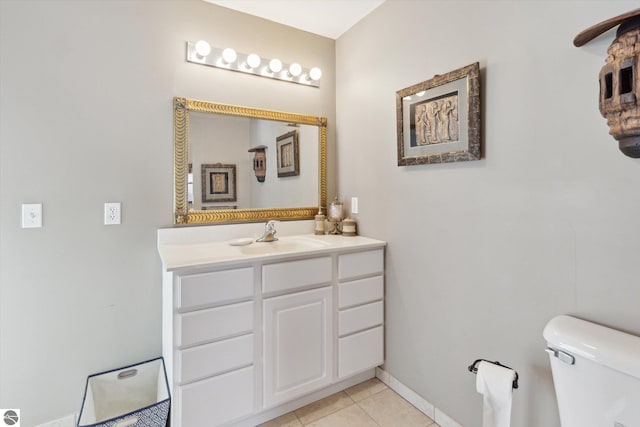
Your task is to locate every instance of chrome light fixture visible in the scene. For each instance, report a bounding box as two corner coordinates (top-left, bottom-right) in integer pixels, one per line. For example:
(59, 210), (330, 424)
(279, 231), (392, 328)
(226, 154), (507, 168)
(186, 40), (321, 88)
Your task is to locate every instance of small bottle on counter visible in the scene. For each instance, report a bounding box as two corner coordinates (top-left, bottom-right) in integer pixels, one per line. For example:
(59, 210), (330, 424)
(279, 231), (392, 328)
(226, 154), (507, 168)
(314, 208), (326, 235)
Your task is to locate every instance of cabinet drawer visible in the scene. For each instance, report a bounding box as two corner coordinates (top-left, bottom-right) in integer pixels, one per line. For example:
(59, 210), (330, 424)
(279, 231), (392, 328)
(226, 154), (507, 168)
(338, 326), (384, 378)
(339, 301), (383, 336)
(179, 366), (254, 426)
(177, 301), (253, 348)
(262, 256), (331, 294)
(338, 249), (383, 281)
(178, 267), (253, 310)
(338, 275), (383, 309)
(178, 334), (253, 384)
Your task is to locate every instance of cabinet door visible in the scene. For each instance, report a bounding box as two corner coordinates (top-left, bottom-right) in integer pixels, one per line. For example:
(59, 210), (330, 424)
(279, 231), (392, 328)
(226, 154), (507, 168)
(263, 287), (333, 408)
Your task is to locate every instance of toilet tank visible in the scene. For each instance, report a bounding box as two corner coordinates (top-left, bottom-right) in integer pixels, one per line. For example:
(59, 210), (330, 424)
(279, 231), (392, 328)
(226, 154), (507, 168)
(543, 315), (640, 427)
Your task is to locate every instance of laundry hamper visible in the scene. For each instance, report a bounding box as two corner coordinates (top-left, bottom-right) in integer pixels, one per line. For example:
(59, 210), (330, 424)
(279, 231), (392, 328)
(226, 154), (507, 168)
(77, 357), (170, 427)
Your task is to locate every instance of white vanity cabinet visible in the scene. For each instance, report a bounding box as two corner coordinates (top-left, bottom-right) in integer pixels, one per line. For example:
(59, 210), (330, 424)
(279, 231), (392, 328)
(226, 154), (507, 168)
(159, 233), (385, 427)
(337, 249), (385, 378)
(165, 266), (256, 427)
(262, 257), (333, 407)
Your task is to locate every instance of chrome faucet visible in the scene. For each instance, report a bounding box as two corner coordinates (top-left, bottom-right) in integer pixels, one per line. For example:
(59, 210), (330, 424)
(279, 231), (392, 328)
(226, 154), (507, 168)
(256, 220), (279, 242)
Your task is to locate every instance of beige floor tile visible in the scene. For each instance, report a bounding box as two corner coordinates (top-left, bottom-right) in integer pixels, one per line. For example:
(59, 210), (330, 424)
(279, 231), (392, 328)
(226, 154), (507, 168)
(294, 391), (354, 425)
(357, 388), (435, 427)
(345, 377), (388, 402)
(257, 412), (303, 427)
(306, 404), (380, 427)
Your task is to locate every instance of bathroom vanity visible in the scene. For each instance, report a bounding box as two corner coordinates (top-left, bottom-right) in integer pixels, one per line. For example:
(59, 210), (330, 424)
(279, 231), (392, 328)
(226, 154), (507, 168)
(158, 229), (386, 427)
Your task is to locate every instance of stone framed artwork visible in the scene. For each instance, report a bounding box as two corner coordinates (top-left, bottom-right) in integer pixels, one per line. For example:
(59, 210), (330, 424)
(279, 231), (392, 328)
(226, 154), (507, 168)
(396, 62), (481, 165)
(276, 130), (300, 178)
(201, 163), (237, 202)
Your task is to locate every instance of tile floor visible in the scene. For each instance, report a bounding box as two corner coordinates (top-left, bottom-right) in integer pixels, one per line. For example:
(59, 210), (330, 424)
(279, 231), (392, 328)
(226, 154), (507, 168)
(258, 378), (440, 427)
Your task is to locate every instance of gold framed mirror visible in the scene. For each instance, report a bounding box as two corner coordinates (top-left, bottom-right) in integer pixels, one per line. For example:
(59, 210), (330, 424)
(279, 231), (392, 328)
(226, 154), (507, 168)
(174, 97), (327, 224)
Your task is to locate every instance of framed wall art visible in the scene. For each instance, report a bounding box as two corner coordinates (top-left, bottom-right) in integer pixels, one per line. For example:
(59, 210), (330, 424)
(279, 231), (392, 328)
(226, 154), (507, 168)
(396, 62), (480, 166)
(276, 130), (300, 178)
(201, 163), (236, 202)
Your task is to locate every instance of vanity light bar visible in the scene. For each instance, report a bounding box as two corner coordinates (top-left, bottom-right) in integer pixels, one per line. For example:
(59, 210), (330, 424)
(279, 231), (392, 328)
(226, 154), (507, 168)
(186, 41), (321, 88)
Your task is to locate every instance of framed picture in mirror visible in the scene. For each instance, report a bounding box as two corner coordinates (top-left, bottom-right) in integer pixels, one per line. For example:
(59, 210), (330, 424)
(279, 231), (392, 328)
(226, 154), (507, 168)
(276, 130), (300, 178)
(201, 163), (236, 202)
(396, 62), (480, 165)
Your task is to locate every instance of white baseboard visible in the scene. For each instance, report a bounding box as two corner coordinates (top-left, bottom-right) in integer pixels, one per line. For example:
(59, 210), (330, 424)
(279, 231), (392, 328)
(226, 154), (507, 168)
(375, 367), (462, 427)
(35, 413), (77, 427)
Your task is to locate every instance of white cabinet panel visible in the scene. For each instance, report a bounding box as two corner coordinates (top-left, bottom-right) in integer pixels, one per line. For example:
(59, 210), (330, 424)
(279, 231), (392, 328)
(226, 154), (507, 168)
(263, 287), (333, 407)
(178, 334), (253, 384)
(339, 301), (384, 337)
(338, 249), (383, 281)
(338, 326), (384, 379)
(179, 366), (254, 426)
(338, 275), (384, 309)
(262, 256), (331, 294)
(177, 301), (253, 348)
(178, 267), (253, 310)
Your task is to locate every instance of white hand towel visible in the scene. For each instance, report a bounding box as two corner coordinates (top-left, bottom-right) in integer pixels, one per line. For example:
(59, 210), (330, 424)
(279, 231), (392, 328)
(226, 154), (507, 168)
(475, 361), (516, 427)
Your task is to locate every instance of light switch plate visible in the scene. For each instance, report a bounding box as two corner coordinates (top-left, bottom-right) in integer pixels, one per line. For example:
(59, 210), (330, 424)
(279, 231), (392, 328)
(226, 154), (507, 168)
(22, 203), (42, 228)
(351, 197), (359, 214)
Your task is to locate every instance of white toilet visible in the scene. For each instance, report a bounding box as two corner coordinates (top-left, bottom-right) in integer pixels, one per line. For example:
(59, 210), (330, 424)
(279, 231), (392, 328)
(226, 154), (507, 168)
(543, 315), (640, 427)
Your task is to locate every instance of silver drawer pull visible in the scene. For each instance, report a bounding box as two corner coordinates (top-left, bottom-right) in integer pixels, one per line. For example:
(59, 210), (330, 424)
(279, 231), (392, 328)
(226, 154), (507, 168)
(546, 347), (575, 365)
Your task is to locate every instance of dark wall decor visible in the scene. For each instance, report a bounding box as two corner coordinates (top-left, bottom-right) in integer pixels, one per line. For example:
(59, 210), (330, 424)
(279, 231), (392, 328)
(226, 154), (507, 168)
(574, 9), (640, 158)
(276, 130), (300, 178)
(201, 163), (236, 202)
(248, 145), (268, 182)
(396, 62), (481, 166)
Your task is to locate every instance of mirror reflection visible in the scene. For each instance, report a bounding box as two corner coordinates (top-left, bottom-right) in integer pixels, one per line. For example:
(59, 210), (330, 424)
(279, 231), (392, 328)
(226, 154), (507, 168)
(174, 97), (327, 225)
(188, 113), (319, 210)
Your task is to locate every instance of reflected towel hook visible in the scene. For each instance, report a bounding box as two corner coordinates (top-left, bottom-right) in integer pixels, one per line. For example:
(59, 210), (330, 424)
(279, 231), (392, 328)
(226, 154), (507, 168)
(468, 359), (519, 389)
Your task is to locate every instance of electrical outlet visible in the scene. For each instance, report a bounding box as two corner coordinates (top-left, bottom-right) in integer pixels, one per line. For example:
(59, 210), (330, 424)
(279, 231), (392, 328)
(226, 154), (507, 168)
(104, 202), (121, 225)
(22, 203), (42, 228)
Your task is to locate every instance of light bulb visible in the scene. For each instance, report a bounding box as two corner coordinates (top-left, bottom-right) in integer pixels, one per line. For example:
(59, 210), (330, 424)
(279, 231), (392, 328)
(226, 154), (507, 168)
(289, 62), (302, 77)
(194, 40), (211, 58)
(222, 48), (237, 64)
(246, 53), (261, 69)
(309, 67), (322, 81)
(269, 58), (283, 73)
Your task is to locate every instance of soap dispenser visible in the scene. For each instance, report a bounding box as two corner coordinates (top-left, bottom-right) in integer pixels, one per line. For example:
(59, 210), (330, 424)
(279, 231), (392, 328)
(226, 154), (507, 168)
(314, 208), (326, 235)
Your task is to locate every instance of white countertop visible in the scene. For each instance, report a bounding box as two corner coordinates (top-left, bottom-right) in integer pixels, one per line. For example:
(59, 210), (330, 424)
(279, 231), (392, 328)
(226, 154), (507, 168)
(158, 233), (386, 271)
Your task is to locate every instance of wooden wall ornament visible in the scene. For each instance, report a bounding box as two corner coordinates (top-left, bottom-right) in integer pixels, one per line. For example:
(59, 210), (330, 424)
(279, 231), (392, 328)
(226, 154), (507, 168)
(248, 145), (268, 182)
(575, 9), (640, 158)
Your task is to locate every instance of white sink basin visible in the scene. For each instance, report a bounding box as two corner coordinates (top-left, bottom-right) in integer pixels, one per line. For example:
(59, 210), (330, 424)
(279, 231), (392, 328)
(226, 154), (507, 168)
(239, 235), (331, 255)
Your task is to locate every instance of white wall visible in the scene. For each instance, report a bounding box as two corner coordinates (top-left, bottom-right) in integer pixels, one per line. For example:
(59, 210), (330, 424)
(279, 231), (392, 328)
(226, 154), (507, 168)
(336, 1), (640, 426)
(0, 1), (335, 425)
